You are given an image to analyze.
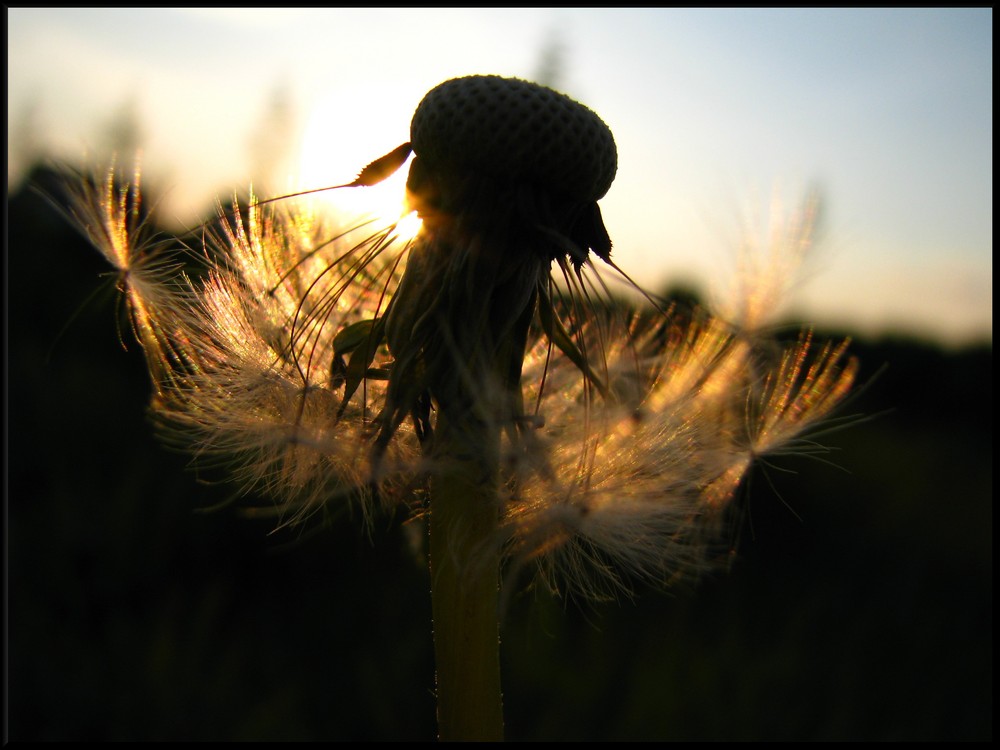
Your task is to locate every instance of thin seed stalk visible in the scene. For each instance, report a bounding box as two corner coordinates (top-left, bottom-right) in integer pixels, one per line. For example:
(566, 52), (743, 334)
(429, 408), (504, 741)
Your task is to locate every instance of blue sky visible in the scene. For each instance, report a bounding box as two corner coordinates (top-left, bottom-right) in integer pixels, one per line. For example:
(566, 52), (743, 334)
(7, 8), (992, 345)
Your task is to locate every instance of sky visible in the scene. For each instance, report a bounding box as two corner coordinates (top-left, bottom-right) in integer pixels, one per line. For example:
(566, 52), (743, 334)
(7, 8), (993, 345)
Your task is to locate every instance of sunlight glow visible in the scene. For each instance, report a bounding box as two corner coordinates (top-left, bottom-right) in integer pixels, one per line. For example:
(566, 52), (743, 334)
(297, 90), (420, 241)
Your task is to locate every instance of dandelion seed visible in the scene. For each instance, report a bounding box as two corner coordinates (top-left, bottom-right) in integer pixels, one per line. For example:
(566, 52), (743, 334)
(65, 162), (191, 394)
(714, 187), (821, 335)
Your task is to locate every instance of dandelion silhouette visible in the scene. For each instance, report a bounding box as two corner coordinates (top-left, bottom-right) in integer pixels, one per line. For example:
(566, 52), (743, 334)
(70, 75), (857, 741)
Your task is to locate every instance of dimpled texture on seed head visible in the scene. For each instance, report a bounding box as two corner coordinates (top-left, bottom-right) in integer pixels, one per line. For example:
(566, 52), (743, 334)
(410, 75), (617, 203)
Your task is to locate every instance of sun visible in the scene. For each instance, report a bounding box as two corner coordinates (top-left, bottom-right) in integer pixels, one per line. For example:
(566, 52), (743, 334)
(296, 90), (422, 241)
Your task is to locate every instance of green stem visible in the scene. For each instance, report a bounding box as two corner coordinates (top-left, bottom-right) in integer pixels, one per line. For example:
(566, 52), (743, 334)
(429, 410), (504, 742)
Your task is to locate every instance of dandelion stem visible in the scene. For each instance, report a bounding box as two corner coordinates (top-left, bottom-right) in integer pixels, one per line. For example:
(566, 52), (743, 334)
(429, 409), (504, 741)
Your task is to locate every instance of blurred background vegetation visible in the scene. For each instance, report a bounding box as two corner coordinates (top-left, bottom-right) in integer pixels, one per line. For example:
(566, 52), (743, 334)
(7, 160), (991, 742)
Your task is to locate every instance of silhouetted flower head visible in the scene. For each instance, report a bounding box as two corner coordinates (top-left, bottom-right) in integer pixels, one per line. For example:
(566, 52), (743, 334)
(71, 75), (856, 598)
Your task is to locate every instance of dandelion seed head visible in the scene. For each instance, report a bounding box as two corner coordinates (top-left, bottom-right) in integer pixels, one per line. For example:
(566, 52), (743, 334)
(72, 76), (856, 599)
(410, 75), (617, 205)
